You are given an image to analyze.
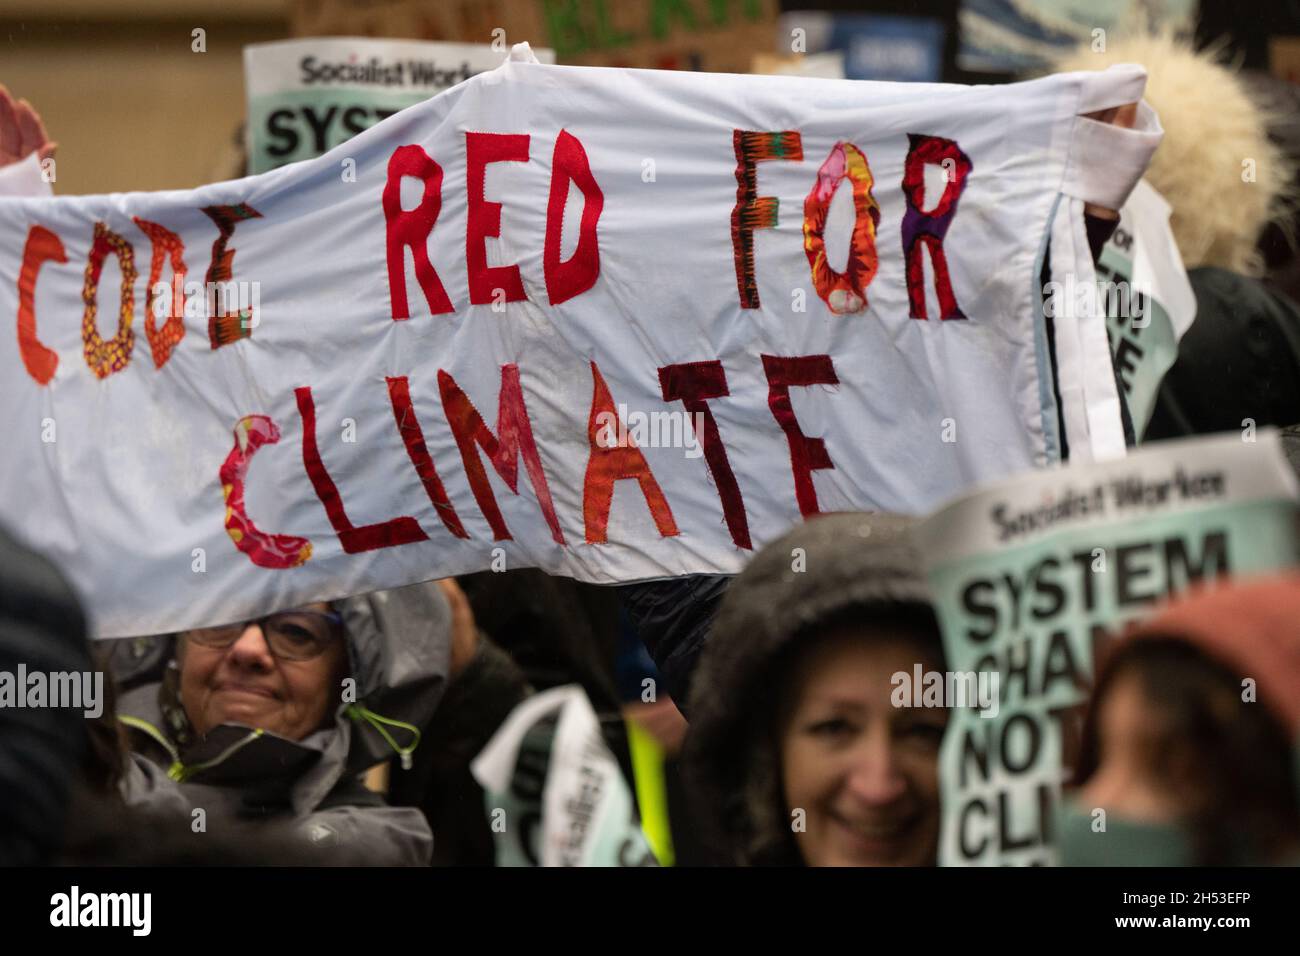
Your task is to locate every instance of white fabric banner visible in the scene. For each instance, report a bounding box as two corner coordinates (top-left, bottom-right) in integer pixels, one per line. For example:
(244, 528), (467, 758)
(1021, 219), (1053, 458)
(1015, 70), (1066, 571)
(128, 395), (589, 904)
(0, 45), (1159, 638)
(0, 152), (53, 198)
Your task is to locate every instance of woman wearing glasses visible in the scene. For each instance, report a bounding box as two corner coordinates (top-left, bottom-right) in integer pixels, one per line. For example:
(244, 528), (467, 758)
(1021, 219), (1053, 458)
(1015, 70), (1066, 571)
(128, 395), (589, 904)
(112, 582), (456, 865)
(176, 604), (351, 743)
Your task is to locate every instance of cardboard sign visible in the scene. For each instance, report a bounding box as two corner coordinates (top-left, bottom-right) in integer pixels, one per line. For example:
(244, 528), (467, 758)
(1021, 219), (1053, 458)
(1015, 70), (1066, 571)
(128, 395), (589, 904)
(917, 431), (1300, 865)
(1098, 179), (1196, 438)
(245, 37), (555, 174)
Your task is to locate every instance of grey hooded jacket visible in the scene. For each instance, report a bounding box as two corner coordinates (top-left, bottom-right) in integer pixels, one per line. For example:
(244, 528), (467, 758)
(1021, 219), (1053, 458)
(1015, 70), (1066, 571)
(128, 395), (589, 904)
(112, 581), (451, 865)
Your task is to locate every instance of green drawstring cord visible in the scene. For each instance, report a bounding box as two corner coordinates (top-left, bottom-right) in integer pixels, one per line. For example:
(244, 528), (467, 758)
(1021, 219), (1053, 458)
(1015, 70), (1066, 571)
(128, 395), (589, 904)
(345, 704), (421, 770)
(118, 714), (185, 780)
(172, 728), (265, 782)
(123, 706), (420, 776)
(119, 714), (264, 782)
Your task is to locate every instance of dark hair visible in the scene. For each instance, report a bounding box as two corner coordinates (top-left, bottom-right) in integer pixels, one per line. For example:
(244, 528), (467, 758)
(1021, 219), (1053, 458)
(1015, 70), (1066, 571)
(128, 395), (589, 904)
(77, 645), (129, 798)
(1074, 637), (1300, 865)
(735, 603), (946, 866)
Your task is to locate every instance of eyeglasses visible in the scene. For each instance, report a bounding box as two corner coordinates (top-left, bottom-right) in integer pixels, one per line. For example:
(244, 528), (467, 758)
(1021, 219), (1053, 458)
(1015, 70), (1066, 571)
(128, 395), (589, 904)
(186, 609), (344, 661)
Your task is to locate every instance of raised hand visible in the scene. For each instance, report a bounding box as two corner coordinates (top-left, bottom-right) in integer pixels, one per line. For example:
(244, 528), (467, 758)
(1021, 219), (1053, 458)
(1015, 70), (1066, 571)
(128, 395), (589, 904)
(0, 84), (56, 169)
(1083, 101), (1139, 221)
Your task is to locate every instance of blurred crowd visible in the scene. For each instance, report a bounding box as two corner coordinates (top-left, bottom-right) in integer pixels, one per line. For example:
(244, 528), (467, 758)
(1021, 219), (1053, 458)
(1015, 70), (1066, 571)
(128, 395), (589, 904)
(2, 22), (1300, 867)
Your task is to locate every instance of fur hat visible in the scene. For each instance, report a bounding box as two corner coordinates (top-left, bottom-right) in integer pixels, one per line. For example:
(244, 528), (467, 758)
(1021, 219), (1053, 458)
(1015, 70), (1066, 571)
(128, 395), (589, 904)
(1054, 28), (1296, 275)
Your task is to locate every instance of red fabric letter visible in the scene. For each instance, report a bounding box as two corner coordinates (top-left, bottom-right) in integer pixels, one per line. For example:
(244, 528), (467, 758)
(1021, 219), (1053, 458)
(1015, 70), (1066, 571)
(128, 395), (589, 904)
(761, 354), (839, 518)
(731, 130), (803, 309)
(900, 134), (972, 320)
(82, 222), (137, 379)
(134, 217), (187, 368)
(386, 375), (469, 540)
(203, 203), (262, 348)
(16, 225), (65, 385)
(544, 129), (604, 306)
(383, 144), (455, 320)
(659, 360), (750, 550)
(438, 364), (566, 545)
(295, 385), (429, 553)
(466, 132), (530, 306)
(220, 415), (313, 568)
(583, 361), (679, 544)
(803, 142), (881, 315)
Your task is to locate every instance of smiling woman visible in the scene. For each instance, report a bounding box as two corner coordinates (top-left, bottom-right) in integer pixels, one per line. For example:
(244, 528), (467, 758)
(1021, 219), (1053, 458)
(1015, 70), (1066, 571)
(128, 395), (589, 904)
(777, 625), (947, 867)
(179, 604), (348, 741)
(112, 583), (455, 865)
(683, 512), (948, 867)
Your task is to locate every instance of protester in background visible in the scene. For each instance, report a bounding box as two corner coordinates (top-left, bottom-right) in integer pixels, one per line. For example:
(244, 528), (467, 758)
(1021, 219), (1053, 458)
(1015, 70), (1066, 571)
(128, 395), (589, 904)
(684, 513), (948, 866)
(458, 569), (622, 721)
(1055, 30), (1300, 439)
(614, 620), (697, 865)
(0, 523), (90, 865)
(458, 570), (641, 806)
(113, 581), (454, 865)
(1241, 71), (1300, 304)
(1063, 574), (1300, 866)
(620, 575), (729, 716)
(387, 577), (534, 866)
